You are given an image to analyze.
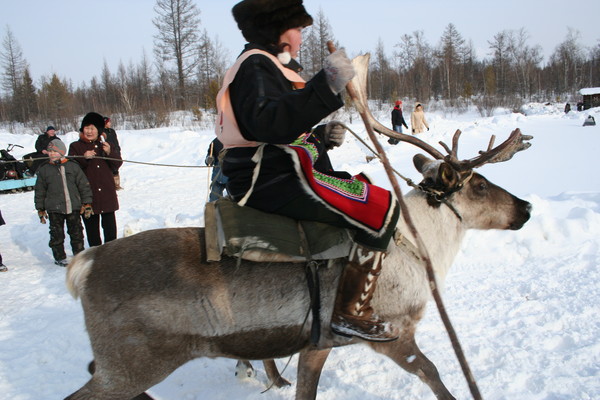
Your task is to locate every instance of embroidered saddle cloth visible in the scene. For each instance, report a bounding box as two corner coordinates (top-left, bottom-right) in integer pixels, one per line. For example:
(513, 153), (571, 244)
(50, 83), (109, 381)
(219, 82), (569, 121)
(205, 198), (352, 263)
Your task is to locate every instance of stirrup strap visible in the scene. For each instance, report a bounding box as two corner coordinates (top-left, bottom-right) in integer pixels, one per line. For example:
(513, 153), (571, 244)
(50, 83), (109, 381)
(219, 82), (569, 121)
(298, 221), (321, 345)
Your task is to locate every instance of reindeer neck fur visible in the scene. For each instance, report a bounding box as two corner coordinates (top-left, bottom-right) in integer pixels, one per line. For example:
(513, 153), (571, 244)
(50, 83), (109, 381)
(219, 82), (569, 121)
(391, 188), (466, 285)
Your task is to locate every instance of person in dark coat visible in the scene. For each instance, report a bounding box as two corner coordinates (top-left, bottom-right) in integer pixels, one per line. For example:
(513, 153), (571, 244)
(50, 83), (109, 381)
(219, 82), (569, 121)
(564, 103), (571, 113)
(27, 126), (62, 174)
(35, 140), (93, 266)
(0, 210), (6, 272)
(217, 0), (400, 342)
(69, 112), (123, 247)
(103, 116), (123, 190)
(388, 100), (408, 145)
(205, 138), (228, 201)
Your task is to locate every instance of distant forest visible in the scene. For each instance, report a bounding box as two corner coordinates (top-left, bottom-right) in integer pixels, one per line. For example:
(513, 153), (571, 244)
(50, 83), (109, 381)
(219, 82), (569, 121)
(1, 0), (599, 132)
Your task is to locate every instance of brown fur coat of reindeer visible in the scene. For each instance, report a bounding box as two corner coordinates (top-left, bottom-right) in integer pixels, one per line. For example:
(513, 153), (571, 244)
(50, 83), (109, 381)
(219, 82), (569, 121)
(64, 55), (532, 400)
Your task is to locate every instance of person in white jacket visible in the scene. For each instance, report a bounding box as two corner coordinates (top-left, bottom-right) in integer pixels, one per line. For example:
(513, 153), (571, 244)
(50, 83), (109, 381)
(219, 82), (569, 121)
(410, 103), (429, 134)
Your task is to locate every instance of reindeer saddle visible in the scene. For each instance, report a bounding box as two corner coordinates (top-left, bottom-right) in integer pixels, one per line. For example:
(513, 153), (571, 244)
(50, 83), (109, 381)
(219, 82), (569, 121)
(204, 198), (353, 263)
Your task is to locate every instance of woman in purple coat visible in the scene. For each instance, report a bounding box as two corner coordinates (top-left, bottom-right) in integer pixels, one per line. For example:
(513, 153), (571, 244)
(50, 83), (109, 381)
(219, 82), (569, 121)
(69, 112), (123, 246)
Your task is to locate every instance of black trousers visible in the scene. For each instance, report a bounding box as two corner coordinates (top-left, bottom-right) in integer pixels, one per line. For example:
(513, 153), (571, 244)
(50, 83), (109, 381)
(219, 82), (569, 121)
(273, 195), (399, 251)
(48, 212), (85, 261)
(83, 212), (117, 247)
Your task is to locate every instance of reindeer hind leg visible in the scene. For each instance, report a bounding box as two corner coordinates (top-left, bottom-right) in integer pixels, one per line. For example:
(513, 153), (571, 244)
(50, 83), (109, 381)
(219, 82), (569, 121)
(370, 338), (456, 400)
(65, 334), (190, 400)
(263, 359), (291, 388)
(295, 348), (332, 400)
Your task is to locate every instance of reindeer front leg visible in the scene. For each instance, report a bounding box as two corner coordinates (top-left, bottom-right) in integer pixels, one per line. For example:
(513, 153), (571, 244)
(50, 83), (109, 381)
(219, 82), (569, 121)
(295, 348), (332, 400)
(370, 338), (456, 400)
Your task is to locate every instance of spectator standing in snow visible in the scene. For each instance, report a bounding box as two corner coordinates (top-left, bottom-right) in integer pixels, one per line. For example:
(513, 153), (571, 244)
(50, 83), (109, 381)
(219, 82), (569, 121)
(69, 112), (123, 247)
(388, 100), (408, 145)
(0, 210), (6, 272)
(217, 0), (400, 342)
(411, 103), (429, 134)
(564, 103), (571, 113)
(28, 126), (62, 174)
(103, 117), (123, 190)
(205, 138), (228, 201)
(34, 140), (93, 266)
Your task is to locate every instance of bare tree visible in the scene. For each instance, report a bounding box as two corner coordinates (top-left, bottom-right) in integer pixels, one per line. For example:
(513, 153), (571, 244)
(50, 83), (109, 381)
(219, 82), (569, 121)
(548, 27), (585, 95)
(507, 28), (542, 99)
(153, 0), (201, 110)
(196, 30), (229, 111)
(371, 38), (393, 103)
(435, 23), (466, 100)
(0, 26), (26, 97)
(298, 8), (335, 78)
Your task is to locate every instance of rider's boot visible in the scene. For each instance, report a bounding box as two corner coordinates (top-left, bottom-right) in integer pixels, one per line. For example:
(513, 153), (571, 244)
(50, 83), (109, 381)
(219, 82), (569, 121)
(331, 243), (399, 342)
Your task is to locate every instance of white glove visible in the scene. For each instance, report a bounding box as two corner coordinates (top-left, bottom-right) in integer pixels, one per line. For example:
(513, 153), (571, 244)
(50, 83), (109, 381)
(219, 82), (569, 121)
(324, 121), (346, 149)
(324, 49), (355, 95)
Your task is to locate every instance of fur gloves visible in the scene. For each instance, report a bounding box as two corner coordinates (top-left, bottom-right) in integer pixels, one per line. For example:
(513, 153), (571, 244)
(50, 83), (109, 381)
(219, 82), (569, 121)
(324, 49), (355, 95)
(324, 121), (346, 149)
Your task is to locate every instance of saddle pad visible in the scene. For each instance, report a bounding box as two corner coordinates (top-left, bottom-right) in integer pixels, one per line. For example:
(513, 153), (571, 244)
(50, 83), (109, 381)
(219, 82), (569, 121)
(206, 198), (352, 262)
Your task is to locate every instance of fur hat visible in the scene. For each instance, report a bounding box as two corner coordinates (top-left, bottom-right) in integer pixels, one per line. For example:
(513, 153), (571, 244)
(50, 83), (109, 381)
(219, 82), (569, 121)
(80, 112), (105, 134)
(45, 125), (56, 133)
(395, 100), (402, 106)
(232, 0), (313, 47)
(47, 139), (66, 156)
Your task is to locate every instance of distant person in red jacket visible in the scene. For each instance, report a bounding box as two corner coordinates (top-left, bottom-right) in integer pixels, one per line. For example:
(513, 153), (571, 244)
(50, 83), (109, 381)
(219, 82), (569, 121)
(68, 112), (123, 247)
(389, 100), (408, 145)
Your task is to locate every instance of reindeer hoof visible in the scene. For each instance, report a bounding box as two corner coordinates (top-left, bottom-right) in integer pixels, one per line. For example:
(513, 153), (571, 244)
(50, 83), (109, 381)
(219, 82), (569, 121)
(269, 376), (292, 388)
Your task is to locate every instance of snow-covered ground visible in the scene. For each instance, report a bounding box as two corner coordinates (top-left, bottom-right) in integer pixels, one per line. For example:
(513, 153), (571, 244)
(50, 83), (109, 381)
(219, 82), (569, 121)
(1, 104), (598, 400)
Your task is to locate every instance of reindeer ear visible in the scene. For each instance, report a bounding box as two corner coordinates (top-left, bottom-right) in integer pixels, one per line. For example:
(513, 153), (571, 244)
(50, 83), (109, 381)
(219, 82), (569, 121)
(438, 162), (459, 190)
(413, 154), (431, 173)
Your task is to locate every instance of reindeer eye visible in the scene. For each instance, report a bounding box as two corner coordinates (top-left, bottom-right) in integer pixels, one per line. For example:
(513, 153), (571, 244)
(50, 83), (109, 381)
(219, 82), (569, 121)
(478, 182), (488, 191)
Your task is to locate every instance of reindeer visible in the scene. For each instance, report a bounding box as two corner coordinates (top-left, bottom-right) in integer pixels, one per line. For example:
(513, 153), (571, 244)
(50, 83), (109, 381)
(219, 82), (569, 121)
(64, 55), (532, 400)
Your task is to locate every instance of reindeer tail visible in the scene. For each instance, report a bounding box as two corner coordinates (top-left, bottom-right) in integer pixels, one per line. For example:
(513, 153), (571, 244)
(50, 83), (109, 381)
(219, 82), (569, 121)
(66, 249), (94, 299)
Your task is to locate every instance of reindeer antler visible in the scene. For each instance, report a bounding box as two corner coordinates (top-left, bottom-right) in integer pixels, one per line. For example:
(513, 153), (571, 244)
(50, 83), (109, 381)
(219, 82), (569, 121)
(350, 53), (532, 171)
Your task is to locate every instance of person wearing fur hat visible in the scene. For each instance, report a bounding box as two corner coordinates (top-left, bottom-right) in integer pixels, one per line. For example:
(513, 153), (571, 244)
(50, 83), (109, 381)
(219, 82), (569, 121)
(34, 140), (93, 266)
(68, 112), (123, 247)
(216, 0), (400, 342)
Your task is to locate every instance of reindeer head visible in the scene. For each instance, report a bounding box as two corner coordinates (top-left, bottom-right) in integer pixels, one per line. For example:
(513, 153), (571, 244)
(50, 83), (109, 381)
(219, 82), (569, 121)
(413, 153), (531, 230)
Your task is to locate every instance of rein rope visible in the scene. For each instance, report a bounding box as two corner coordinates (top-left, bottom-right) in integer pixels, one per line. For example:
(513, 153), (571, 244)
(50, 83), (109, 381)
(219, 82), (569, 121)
(1, 155), (208, 169)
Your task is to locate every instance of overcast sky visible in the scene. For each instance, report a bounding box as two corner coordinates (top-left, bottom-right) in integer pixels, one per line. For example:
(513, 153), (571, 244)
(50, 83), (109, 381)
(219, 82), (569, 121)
(1, 0), (599, 86)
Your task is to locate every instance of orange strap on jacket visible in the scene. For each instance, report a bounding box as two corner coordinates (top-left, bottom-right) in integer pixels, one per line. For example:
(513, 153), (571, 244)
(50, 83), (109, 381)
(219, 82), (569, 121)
(215, 49), (306, 149)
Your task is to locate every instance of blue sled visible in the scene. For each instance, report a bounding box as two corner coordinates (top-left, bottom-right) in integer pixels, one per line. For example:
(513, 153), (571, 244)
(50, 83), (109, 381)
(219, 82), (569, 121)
(0, 176), (37, 192)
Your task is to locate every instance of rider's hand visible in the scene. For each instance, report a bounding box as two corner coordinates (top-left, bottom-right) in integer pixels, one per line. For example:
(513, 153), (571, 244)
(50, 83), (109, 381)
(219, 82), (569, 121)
(324, 49), (355, 95)
(324, 121), (346, 149)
